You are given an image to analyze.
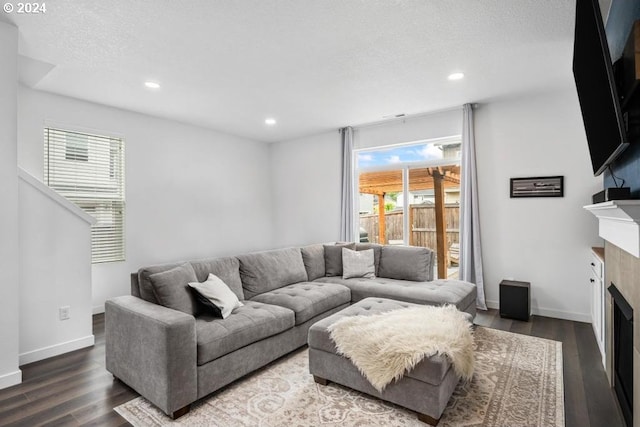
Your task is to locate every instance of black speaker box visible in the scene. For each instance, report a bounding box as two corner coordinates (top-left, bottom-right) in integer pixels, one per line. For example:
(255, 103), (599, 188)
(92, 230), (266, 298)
(592, 187), (631, 204)
(499, 280), (530, 321)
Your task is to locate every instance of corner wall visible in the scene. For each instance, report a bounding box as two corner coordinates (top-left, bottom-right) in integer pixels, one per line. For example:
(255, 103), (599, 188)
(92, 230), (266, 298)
(18, 171), (95, 364)
(270, 131), (342, 247)
(0, 21), (21, 389)
(18, 87), (274, 313)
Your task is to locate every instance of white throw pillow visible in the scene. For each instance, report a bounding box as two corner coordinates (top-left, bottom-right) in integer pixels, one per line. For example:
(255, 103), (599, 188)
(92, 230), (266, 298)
(188, 273), (244, 319)
(342, 248), (375, 279)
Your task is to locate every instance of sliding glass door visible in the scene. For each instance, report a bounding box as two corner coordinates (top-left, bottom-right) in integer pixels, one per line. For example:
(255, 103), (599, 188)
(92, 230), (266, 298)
(355, 138), (461, 278)
(358, 169), (404, 244)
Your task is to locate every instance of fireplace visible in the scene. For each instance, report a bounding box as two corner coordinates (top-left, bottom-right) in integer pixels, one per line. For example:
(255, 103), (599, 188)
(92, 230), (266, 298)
(584, 203), (640, 426)
(609, 284), (634, 427)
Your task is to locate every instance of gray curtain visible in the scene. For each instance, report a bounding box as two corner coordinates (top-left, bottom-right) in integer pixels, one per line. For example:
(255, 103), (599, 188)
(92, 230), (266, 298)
(340, 127), (354, 242)
(460, 104), (487, 310)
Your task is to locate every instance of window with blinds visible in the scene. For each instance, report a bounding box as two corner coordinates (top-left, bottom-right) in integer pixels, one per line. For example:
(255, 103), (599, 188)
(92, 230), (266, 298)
(44, 128), (125, 263)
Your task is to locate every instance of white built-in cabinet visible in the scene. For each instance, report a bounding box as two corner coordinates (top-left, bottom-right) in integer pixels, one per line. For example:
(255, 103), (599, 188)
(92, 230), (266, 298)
(589, 247), (606, 366)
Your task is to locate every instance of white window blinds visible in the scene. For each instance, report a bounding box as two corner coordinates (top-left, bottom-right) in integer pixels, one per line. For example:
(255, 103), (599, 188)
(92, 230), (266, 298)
(44, 128), (125, 263)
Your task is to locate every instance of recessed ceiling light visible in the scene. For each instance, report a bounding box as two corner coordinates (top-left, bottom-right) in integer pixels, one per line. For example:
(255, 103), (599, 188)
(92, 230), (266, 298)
(448, 72), (465, 81)
(144, 81), (160, 89)
(265, 118), (277, 126)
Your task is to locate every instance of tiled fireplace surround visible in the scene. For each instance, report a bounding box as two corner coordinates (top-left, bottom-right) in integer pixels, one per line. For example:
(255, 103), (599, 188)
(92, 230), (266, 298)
(605, 242), (639, 427)
(584, 200), (640, 427)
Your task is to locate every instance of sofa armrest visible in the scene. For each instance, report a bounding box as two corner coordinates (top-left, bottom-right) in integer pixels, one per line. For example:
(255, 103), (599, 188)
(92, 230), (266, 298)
(105, 295), (197, 415)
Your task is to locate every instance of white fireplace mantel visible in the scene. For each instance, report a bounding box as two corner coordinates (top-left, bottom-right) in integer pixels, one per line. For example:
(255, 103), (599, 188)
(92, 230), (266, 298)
(584, 200), (640, 258)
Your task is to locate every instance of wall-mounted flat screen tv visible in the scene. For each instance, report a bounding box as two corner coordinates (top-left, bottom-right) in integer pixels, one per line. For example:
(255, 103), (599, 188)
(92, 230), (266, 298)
(573, 0), (629, 176)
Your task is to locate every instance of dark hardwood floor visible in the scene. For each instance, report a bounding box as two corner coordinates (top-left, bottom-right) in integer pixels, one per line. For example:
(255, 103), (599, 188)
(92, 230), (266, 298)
(0, 310), (626, 427)
(0, 315), (136, 427)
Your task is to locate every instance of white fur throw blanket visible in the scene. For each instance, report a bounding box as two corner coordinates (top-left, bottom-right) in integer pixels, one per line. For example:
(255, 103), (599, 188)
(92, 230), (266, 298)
(327, 304), (474, 392)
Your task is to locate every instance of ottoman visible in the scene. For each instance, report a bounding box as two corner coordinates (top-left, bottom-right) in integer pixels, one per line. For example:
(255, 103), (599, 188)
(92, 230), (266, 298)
(308, 298), (464, 426)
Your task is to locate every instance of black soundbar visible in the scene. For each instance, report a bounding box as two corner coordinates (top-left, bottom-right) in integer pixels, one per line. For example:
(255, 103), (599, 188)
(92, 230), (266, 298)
(592, 187), (631, 204)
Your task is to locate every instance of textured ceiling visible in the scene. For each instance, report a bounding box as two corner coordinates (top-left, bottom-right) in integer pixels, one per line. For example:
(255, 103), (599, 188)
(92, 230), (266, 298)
(8, 0), (581, 142)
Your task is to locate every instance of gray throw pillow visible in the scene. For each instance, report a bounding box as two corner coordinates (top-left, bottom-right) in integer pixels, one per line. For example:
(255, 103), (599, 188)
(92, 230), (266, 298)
(342, 248), (375, 279)
(378, 245), (434, 282)
(324, 243), (356, 276)
(188, 274), (244, 319)
(301, 244), (326, 281)
(137, 262), (184, 304)
(190, 257), (245, 300)
(355, 243), (382, 275)
(148, 263), (199, 315)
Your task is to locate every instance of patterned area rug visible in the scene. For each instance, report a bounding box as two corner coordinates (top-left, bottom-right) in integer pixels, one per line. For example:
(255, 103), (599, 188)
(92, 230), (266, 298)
(115, 327), (564, 427)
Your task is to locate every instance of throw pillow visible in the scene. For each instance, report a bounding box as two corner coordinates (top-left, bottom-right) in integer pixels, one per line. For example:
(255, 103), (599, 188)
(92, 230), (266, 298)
(324, 242), (356, 276)
(148, 263), (199, 316)
(342, 248), (376, 279)
(355, 243), (382, 276)
(190, 257), (245, 300)
(378, 245), (434, 281)
(189, 273), (244, 319)
(137, 262), (184, 304)
(301, 244), (326, 281)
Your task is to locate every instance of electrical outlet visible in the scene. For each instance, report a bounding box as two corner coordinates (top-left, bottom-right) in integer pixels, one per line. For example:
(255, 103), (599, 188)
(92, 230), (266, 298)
(59, 306), (70, 321)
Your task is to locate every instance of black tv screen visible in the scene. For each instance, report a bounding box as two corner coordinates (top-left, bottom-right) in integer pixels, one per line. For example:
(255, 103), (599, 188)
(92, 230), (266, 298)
(573, 0), (629, 176)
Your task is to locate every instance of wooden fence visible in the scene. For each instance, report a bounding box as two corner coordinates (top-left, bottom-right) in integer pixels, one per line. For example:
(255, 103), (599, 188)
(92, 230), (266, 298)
(360, 204), (460, 252)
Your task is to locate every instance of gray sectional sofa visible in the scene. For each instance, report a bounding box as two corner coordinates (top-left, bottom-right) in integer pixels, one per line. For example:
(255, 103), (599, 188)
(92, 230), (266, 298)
(105, 243), (476, 418)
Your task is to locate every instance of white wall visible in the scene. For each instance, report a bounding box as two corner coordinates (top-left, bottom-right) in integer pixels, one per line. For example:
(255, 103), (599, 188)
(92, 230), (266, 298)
(18, 87), (273, 313)
(355, 109), (462, 150)
(19, 172), (94, 364)
(474, 87), (602, 321)
(0, 22), (21, 389)
(270, 131), (342, 247)
(270, 89), (602, 321)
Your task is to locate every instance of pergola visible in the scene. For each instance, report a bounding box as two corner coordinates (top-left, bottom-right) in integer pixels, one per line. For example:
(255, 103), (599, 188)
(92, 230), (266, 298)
(359, 165), (460, 279)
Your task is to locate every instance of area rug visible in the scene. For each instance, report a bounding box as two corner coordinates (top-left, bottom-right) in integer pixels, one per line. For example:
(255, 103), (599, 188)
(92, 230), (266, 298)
(115, 327), (564, 427)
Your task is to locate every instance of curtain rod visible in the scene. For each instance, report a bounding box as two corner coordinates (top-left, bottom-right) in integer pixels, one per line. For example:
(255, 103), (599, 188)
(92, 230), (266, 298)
(346, 103), (478, 132)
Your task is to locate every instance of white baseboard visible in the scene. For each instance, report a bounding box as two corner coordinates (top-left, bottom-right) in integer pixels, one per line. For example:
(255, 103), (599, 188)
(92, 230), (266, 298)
(19, 335), (95, 365)
(0, 370), (22, 390)
(485, 300), (591, 323)
(93, 304), (105, 315)
(485, 300), (499, 310)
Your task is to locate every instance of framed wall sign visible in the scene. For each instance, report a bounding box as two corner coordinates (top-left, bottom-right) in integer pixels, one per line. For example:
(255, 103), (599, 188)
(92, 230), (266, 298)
(510, 176), (564, 198)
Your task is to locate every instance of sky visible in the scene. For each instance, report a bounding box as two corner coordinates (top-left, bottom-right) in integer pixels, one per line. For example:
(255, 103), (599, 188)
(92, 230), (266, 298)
(357, 143), (445, 168)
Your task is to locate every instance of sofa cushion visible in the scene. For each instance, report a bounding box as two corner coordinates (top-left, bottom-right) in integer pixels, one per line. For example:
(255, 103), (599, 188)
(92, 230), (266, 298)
(378, 245), (434, 282)
(195, 301), (294, 365)
(137, 262), (184, 304)
(190, 257), (244, 300)
(148, 263), (199, 315)
(237, 248), (308, 299)
(301, 244), (326, 281)
(189, 274), (244, 319)
(315, 276), (476, 313)
(250, 282), (351, 325)
(355, 243), (382, 276)
(324, 243), (356, 276)
(342, 248), (375, 279)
